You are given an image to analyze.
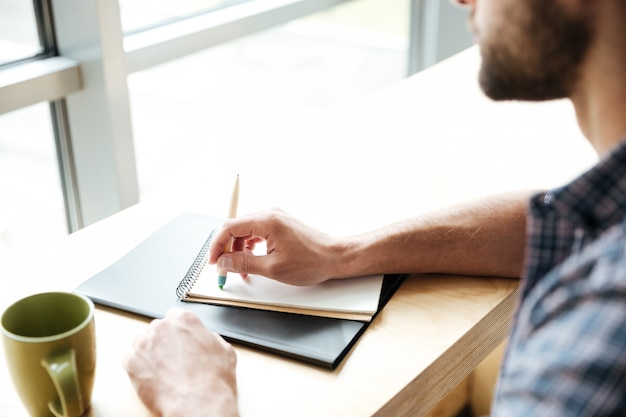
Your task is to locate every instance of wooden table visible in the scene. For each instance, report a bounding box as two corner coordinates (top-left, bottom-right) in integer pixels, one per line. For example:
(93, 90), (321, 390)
(0, 47), (596, 416)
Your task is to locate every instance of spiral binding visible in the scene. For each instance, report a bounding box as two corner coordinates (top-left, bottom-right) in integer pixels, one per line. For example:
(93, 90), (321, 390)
(176, 228), (218, 299)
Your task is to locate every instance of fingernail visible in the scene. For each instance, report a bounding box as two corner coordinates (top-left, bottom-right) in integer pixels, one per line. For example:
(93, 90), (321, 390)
(218, 256), (233, 271)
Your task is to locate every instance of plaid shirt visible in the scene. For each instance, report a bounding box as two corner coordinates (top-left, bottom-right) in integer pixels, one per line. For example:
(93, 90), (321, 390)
(491, 140), (626, 416)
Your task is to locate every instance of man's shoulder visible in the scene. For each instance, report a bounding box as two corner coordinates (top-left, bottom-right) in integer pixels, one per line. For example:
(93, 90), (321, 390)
(520, 217), (626, 330)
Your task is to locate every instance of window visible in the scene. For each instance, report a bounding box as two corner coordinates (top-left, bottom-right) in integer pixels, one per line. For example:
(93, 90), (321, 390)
(0, 0), (78, 261)
(0, 0), (471, 260)
(129, 0), (411, 199)
(0, 104), (66, 263)
(120, 0), (249, 33)
(0, 0), (42, 65)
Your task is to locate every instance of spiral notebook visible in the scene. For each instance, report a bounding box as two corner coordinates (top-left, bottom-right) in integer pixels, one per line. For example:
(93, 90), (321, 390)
(75, 212), (406, 369)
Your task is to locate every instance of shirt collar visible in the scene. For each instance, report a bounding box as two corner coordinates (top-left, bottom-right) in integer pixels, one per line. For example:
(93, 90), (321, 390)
(534, 138), (626, 233)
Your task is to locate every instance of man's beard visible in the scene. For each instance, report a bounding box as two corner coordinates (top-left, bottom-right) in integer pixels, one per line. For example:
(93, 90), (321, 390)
(478, 2), (593, 102)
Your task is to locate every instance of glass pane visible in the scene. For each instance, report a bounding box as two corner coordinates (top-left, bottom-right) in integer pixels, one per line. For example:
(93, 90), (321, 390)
(0, 103), (67, 266)
(128, 0), (408, 199)
(0, 0), (42, 65)
(119, 0), (249, 33)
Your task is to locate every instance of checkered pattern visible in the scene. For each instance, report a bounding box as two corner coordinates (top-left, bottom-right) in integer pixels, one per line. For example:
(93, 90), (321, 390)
(491, 140), (626, 416)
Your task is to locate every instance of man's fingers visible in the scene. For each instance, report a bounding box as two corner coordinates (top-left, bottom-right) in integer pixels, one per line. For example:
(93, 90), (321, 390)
(217, 251), (270, 277)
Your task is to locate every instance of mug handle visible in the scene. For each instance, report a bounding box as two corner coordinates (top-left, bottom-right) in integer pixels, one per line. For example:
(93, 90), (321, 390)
(41, 349), (85, 417)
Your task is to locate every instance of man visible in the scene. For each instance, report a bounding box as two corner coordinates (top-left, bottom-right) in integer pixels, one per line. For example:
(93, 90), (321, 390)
(123, 0), (626, 415)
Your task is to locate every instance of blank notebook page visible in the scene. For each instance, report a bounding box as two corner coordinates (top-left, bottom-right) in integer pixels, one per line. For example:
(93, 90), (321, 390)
(187, 264), (384, 315)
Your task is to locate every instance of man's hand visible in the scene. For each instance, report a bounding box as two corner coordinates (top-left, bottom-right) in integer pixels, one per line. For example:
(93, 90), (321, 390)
(123, 309), (239, 417)
(208, 208), (340, 285)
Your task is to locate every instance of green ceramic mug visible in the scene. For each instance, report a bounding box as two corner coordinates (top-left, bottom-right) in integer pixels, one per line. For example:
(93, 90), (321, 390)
(1, 292), (96, 417)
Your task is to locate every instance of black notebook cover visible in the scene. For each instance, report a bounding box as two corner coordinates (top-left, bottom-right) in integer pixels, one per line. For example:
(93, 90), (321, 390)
(75, 212), (405, 369)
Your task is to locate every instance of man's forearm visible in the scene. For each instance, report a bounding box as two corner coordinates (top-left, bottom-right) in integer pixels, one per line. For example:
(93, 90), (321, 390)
(333, 191), (532, 279)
